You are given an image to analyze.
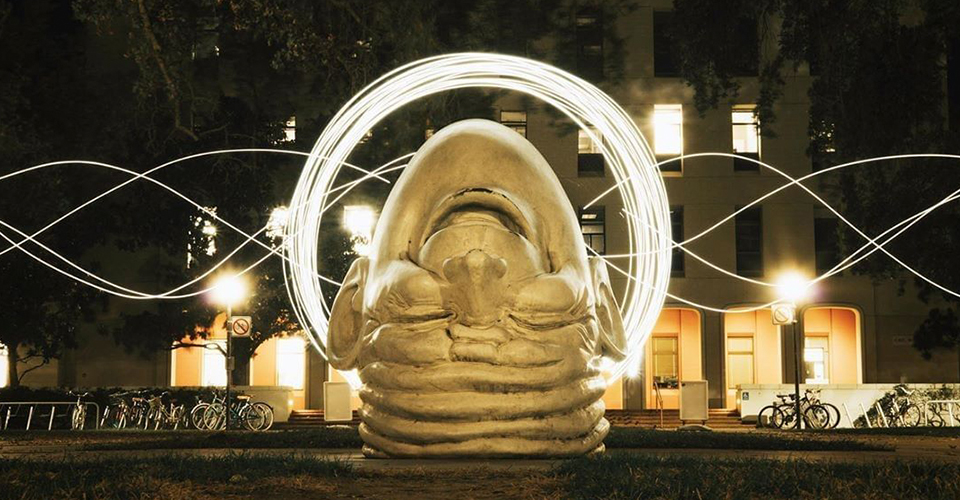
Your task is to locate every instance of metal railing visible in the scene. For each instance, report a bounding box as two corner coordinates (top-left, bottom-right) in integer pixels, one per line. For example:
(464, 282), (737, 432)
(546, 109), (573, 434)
(653, 382), (664, 428)
(0, 402), (101, 431)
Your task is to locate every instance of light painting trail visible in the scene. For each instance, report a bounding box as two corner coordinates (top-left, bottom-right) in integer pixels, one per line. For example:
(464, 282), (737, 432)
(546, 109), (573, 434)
(0, 56), (958, 386)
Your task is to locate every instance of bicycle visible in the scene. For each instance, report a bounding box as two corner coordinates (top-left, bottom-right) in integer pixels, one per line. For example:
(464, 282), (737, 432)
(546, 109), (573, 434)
(770, 390), (831, 429)
(67, 391), (91, 430)
(202, 394), (271, 431)
(887, 385), (922, 427)
(144, 391), (186, 430)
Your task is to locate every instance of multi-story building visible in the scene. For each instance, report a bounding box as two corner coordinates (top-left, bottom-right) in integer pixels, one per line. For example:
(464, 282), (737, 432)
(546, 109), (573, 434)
(3, 2), (958, 419)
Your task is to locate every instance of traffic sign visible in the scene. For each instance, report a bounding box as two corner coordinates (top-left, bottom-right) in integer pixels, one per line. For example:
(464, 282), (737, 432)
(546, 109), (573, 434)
(230, 316), (252, 337)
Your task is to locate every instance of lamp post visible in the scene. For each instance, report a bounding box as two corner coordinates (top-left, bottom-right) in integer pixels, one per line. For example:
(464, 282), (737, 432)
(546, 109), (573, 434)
(210, 274), (247, 431)
(773, 272), (811, 430)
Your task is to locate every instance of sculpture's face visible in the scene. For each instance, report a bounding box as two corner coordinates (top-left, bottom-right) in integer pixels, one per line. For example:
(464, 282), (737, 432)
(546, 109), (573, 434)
(328, 119), (626, 457)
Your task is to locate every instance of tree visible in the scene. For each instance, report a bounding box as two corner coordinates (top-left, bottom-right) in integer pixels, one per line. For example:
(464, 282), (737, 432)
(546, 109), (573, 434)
(670, 0), (960, 358)
(1, 0), (636, 385)
(0, 0), (108, 386)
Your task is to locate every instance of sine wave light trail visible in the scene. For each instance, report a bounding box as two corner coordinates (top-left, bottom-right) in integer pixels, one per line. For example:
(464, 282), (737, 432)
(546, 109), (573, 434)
(0, 150), (412, 300)
(598, 152), (960, 303)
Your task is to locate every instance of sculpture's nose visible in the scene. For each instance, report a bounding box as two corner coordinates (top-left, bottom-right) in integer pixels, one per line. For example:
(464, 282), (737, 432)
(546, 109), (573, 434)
(441, 249), (508, 327)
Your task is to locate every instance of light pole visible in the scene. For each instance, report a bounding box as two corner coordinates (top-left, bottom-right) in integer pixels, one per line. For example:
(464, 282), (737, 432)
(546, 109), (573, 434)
(210, 274), (247, 431)
(773, 271), (812, 430)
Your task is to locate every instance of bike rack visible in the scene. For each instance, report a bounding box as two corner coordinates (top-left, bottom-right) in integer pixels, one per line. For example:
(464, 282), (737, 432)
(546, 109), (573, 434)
(0, 402), (101, 431)
(926, 399), (960, 426)
(874, 401), (889, 427)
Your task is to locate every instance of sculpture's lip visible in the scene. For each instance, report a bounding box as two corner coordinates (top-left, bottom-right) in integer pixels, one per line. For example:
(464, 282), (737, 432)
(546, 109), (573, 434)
(420, 188), (533, 247)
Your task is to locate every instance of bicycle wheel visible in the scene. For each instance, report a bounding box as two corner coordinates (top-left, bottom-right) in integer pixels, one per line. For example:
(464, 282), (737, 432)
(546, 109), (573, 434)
(804, 405), (830, 430)
(776, 404), (797, 429)
(190, 403), (209, 430)
(170, 406), (185, 430)
(757, 405), (780, 429)
(253, 403), (274, 431)
(821, 403), (841, 429)
(203, 403), (226, 430)
(71, 407), (86, 430)
(900, 403), (922, 427)
(239, 405), (266, 431)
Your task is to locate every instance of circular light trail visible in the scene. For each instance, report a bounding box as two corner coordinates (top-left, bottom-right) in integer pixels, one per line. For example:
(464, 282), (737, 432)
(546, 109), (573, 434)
(285, 53), (674, 385)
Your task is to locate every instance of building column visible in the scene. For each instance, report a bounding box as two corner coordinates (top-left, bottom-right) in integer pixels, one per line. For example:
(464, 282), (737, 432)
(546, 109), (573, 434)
(702, 310), (724, 408)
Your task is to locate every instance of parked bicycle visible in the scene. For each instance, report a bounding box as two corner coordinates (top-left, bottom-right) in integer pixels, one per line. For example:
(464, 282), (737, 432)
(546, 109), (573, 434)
(201, 393), (274, 431)
(757, 389), (837, 429)
(144, 391), (186, 430)
(67, 391), (91, 430)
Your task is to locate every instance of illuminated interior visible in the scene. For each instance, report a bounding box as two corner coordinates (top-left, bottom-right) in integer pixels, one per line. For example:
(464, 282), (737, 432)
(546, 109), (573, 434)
(723, 308), (782, 408)
(653, 104), (683, 156)
(802, 307), (861, 384)
(643, 308), (702, 409)
(0, 343), (8, 388)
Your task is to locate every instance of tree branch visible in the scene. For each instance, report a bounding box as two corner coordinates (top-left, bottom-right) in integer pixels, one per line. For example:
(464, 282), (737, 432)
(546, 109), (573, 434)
(134, 0), (199, 141)
(16, 359), (48, 384)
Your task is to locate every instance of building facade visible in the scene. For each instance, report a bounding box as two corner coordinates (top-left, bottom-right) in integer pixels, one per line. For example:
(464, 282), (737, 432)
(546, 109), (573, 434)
(3, 1), (959, 416)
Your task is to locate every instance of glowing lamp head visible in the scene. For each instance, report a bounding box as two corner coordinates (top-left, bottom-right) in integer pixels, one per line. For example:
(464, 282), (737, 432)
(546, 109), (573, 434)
(775, 271), (811, 304)
(344, 205), (376, 237)
(210, 274), (247, 307)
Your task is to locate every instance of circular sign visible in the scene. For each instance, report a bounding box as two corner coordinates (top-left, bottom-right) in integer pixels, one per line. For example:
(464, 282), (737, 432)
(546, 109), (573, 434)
(231, 317), (251, 336)
(286, 53), (672, 386)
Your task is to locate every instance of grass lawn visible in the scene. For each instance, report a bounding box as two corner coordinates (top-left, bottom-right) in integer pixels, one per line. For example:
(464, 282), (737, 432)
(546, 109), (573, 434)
(1, 453), (957, 499)
(0, 426), (891, 452)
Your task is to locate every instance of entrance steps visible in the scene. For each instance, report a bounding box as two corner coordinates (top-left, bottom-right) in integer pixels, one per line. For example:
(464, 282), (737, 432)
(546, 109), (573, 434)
(282, 408), (748, 430)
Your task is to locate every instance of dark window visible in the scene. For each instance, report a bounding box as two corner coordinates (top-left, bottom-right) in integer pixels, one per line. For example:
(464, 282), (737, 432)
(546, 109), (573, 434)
(671, 206), (684, 277)
(814, 217), (840, 274)
(735, 206), (763, 277)
(578, 128), (604, 177)
(653, 11), (678, 77)
(499, 110), (527, 137)
(576, 9), (604, 81)
(580, 206), (606, 255)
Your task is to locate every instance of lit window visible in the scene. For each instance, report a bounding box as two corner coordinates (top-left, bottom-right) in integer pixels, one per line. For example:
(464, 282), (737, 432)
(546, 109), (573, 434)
(282, 116), (296, 142)
(499, 110), (527, 137)
(202, 341), (226, 387)
(276, 336), (306, 389)
(578, 127), (604, 177)
(726, 336), (755, 391)
(652, 337), (679, 389)
(580, 206), (605, 255)
(804, 336), (830, 384)
(0, 343), (8, 388)
(732, 106), (760, 171)
(654, 105), (683, 173)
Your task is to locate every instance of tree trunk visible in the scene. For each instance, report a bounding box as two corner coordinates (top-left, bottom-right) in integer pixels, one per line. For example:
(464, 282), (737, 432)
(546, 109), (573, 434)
(7, 342), (19, 388)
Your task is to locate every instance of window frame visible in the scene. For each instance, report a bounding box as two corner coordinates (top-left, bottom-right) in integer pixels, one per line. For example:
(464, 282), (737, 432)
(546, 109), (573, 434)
(499, 110), (528, 137)
(731, 106), (761, 172)
(735, 205), (763, 277)
(579, 206), (606, 256)
(653, 104), (683, 175)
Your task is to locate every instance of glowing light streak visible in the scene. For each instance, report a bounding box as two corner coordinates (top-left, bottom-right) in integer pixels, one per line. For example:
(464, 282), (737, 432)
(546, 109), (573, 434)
(0, 151), (412, 300)
(285, 53), (673, 386)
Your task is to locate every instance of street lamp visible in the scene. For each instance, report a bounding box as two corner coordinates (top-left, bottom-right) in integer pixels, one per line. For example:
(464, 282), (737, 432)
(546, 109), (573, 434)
(343, 205), (376, 256)
(773, 271), (813, 429)
(210, 273), (247, 431)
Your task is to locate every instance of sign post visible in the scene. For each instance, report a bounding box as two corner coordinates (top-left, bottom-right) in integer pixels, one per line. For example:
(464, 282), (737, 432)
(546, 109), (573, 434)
(772, 303), (801, 429)
(225, 315), (252, 431)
